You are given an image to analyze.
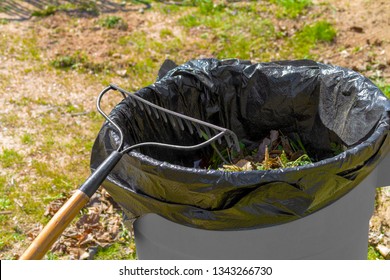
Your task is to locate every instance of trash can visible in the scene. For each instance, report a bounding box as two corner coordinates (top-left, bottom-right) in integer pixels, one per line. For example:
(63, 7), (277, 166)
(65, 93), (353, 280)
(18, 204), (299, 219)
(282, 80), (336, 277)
(91, 59), (390, 259)
(133, 156), (389, 259)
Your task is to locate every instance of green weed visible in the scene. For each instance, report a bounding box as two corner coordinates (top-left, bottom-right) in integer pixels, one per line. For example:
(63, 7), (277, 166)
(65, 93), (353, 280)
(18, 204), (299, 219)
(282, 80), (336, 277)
(65, 103), (85, 114)
(10, 96), (48, 107)
(179, 4), (274, 59)
(0, 149), (23, 168)
(51, 52), (109, 73)
(160, 28), (174, 38)
(157, 2), (182, 14)
(273, 0), (312, 18)
(116, 30), (186, 88)
(287, 20), (337, 58)
(178, 14), (200, 28)
(0, 230), (26, 253)
(0, 113), (21, 128)
(368, 245), (385, 260)
(196, 0), (225, 15)
(307, 21), (337, 42)
(51, 54), (85, 69)
(46, 252), (60, 260)
(0, 197), (11, 211)
(31, 1), (100, 17)
(94, 240), (137, 260)
(98, 16), (128, 30)
(381, 85), (390, 99)
(0, 176), (6, 188)
(0, 4), (11, 13)
(0, 240), (5, 251)
(371, 78), (390, 99)
(31, 5), (58, 17)
(177, 0), (227, 28)
(12, 35), (41, 61)
(77, 1), (100, 16)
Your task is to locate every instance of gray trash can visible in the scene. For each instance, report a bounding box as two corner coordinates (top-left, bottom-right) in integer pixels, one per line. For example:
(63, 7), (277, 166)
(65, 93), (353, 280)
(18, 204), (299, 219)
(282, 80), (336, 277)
(133, 155), (389, 259)
(91, 59), (390, 260)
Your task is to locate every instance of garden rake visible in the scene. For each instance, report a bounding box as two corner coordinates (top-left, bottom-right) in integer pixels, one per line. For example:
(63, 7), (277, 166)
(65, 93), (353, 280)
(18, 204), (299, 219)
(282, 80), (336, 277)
(20, 83), (240, 259)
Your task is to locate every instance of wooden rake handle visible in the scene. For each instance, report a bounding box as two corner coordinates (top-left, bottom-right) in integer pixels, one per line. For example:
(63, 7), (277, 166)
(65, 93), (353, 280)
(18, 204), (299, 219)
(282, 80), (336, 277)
(19, 190), (89, 260)
(20, 151), (123, 260)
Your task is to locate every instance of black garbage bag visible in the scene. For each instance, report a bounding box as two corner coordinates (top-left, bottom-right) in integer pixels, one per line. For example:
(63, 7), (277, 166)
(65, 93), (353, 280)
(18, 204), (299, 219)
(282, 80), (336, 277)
(91, 59), (390, 230)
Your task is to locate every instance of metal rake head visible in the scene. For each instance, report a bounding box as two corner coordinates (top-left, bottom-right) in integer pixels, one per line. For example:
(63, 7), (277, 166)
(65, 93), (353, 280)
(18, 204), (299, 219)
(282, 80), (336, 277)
(97, 84), (241, 157)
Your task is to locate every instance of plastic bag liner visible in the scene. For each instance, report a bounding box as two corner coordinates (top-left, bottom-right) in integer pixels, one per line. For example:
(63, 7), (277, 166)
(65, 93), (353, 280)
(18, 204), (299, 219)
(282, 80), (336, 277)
(90, 59), (390, 230)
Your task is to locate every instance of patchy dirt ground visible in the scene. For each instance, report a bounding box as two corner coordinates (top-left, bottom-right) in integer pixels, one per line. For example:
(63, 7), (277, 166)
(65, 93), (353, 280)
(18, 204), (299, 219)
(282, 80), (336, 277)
(323, 0), (390, 259)
(318, 0), (390, 79)
(0, 0), (389, 259)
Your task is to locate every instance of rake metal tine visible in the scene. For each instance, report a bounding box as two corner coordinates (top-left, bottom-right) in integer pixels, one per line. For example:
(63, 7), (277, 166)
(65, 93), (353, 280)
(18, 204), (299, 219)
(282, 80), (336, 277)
(175, 116), (185, 131)
(216, 129), (222, 145)
(135, 99), (144, 111)
(159, 110), (168, 123)
(168, 114), (177, 128)
(129, 97), (137, 107)
(145, 103), (152, 116)
(109, 84), (241, 156)
(151, 107), (160, 119)
(224, 134), (233, 149)
(193, 123), (203, 138)
(184, 119), (194, 134)
(203, 126), (212, 140)
(225, 133), (241, 152)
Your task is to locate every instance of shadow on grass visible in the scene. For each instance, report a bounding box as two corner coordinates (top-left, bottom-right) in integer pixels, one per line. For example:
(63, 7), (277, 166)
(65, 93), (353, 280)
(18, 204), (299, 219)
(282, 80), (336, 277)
(0, 0), (151, 21)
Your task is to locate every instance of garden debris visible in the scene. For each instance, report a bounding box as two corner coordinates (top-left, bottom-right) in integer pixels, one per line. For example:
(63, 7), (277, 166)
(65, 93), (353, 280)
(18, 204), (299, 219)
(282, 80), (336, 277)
(44, 194), (67, 217)
(28, 188), (132, 260)
(219, 130), (313, 171)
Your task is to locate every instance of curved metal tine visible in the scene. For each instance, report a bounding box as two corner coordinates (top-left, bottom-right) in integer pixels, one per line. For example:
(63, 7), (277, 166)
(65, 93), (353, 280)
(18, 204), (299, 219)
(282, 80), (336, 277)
(215, 129), (222, 144)
(145, 103), (152, 116)
(167, 114), (177, 128)
(232, 133), (241, 152)
(224, 133), (233, 150)
(159, 110), (168, 123)
(225, 133), (241, 152)
(193, 123), (203, 138)
(109, 84), (241, 153)
(97, 85), (125, 152)
(135, 99), (145, 111)
(129, 96), (137, 108)
(183, 119), (194, 134)
(151, 107), (160, 119)
(175, 116), (185, 131)
(203, 126), (212, 140)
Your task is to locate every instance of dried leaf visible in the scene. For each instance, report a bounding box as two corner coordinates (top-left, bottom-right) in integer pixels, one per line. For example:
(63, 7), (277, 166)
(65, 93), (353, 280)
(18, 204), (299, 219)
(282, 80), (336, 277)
(269, 130), (279, 144)
(256, 137), (271, 161)
(46, 188), (132, 259)
(26, 224), (43, 240)
(44, 196), (67, 217)
(78, 233), (95, 246)
(235, 159), (253, 171)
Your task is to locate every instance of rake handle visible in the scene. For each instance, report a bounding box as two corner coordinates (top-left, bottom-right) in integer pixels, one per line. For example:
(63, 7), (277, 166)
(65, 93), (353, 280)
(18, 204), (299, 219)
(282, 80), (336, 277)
(19, 190), (89, 260)
(20, 151), (123, 260)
